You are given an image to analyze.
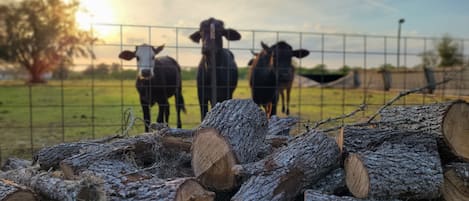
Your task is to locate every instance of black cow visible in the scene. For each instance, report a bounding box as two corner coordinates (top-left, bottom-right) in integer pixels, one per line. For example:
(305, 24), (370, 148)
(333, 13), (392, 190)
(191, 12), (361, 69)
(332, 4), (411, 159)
(249, 43), (278, 118)
(189, 17), (241, 120)
(118, 44), (186, 131)
(249, 41), (309, 117)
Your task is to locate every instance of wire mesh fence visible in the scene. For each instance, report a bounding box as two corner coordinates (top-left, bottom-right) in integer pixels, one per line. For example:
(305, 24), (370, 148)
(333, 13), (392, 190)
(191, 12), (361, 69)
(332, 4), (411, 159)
(0, 23), (468, 163)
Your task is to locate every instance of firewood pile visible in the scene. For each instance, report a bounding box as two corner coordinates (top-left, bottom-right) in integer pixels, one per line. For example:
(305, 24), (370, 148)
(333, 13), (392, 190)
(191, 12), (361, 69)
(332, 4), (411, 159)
(0, 98), (468, 201)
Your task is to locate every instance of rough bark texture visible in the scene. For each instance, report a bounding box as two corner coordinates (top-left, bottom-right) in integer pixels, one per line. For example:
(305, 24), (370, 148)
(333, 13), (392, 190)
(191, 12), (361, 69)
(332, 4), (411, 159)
(33, 142), (103, 170)
(268, 115), (298, 136)
(0, 167), (104, 201)
(82, 160), (213, 201)
(0, 179), (36, 201)
(1, 158), (32, 172)
(379, 100), (469, 163)
(231, 130), (340, 201)
(343, 126), (438, 154)
(345, 142), (443, 200)
(308, 168), (347, 195)
(120, 177), (214, 201)
(304, 190), (400, 201)
(60, 144), (132, 179)
(442, 162), (469, 201)
(193, 99), (269, 191)
(81, 160), (152, 199)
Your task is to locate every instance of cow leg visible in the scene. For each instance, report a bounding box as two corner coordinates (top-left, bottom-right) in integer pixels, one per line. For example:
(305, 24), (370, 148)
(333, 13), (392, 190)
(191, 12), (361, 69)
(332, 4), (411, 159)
(157, 101), (170, 124)
(156, 103), (164, 124)
(279, 89), (285, 114)
(175, 91), (183, 128)
(198, 88), (209, 121)
(286, 86), (291, 116)
(141, 103), (151, 132)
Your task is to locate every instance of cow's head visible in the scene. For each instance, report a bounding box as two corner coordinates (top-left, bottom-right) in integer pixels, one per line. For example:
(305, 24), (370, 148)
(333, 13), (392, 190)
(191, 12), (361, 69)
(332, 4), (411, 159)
(266, 41), (310, 70)
(118, 44), (165, 79)
(189, 17), (241, 55)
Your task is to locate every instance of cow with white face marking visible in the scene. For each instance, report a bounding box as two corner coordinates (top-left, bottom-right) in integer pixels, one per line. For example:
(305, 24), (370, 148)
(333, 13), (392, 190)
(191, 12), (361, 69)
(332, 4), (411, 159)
(118, 44), (185, 131)
(189, 17), (241, 121)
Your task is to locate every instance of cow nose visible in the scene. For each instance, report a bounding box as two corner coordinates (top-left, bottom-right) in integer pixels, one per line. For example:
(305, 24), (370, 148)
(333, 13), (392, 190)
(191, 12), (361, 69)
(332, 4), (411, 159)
(141, 69), (152, 78)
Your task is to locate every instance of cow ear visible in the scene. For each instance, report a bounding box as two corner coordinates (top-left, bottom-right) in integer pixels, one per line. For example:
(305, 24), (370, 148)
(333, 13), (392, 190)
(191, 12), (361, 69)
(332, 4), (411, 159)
(223, 28), (241, 41)
(118, 50), (136, 60)
(153, 44), (165, 55)
(250, 50), (259, 56)
(189, 31), (201, 43)
(293, 49), (310, 58)
(261, 41), (269, 51)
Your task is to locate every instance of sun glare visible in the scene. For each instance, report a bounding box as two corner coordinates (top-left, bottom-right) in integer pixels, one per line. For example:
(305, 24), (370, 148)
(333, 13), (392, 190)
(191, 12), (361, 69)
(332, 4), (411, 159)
(75, 0), (116, 38)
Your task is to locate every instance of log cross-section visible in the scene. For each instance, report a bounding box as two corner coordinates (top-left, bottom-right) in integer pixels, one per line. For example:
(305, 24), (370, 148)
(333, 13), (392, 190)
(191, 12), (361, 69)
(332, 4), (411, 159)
(192, 99), (269, 191)
(345, 142), (443, 200)
(379, 100), (469, 163)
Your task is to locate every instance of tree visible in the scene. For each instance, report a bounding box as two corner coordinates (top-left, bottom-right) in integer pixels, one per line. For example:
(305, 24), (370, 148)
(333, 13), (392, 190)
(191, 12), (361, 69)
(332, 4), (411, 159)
(437, 34), (463, 67)
(0, 0), (96, 83)
(419, 50), (439, 68)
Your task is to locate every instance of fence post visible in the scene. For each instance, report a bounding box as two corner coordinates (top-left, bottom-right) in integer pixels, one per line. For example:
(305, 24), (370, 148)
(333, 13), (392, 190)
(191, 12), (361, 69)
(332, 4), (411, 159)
(423, 66), (436, 94)
(381, 69), (392, 91)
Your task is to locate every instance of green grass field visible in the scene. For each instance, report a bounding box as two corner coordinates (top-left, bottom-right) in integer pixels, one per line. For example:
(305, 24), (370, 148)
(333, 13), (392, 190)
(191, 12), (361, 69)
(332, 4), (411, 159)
(0, 79), (465, 161)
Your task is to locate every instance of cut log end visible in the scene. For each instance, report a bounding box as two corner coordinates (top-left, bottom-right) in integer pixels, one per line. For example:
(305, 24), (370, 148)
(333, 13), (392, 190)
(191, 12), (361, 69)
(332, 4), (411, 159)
(344, 154), (369, 199)
(443, 102), (469, 161)
(59, 162), (75, 180)
(442, 167), (469, 201)
(176, 179), (215, 201)
(2, 191), (36, 201)
(192, 128), (237, 190)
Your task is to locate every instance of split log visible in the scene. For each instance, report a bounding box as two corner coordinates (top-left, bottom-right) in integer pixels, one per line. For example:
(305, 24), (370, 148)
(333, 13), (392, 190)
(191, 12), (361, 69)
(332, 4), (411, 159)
(33, 142), (103, 170)
(344, 142), (443, 200)
(34, 127), (193, 171)
(121, 177), (214, 201)
(343, 126), (439, 154)
(60, 144), (132, 179)
(60, 140), (192, 179)
(308, 168), (347, 195)
(0, 167), (104, 201)
(231, 130), (340, 201)
(379, 100), (469, 163)
(304, 190), (400, 201)
(442, 163), (469, 201)
(192, 99), (269, 191)
(81, 160), (153, 199)
(0, 179), (36, 201)
(1, 158), (31, 171)
(268, 115), (298, 136)
(82, 160), (213, 201)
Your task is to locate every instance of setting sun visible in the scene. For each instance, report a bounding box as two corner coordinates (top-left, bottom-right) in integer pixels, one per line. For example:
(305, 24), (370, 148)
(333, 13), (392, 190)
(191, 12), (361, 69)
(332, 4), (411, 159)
(75, 0), (116, 38)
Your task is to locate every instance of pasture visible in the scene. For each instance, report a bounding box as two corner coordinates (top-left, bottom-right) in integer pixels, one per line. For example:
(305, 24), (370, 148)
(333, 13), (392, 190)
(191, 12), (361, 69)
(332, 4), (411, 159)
(0, 78), (463, 161)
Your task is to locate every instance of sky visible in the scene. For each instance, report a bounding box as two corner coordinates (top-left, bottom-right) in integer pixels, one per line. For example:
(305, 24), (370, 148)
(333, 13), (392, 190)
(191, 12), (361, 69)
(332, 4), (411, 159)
(74, 0), (469, 69)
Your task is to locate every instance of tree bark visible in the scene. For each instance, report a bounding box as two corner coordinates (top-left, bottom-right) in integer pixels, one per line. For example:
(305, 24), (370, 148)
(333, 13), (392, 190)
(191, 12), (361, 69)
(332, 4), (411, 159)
(304, 190), (400, 201)
(308, 168), (347, 195)
(192, 99), (269, 191)
(1, 158), (31, 171)
(120, 177), (214, 201)
(343, 126), (439, 154)
(344, 142), (443, 200)
(0, 179), (36, 201)
(231, 130), (340, 201)
(33, 142), (103, 170)
(442, 163), (469, 201)
(35, 127), (194, 171)
(0, 167), (104, 201)
(379, 100), (469, 163)
(82, 160), (213, 201)
(268, 116), (298, 136)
